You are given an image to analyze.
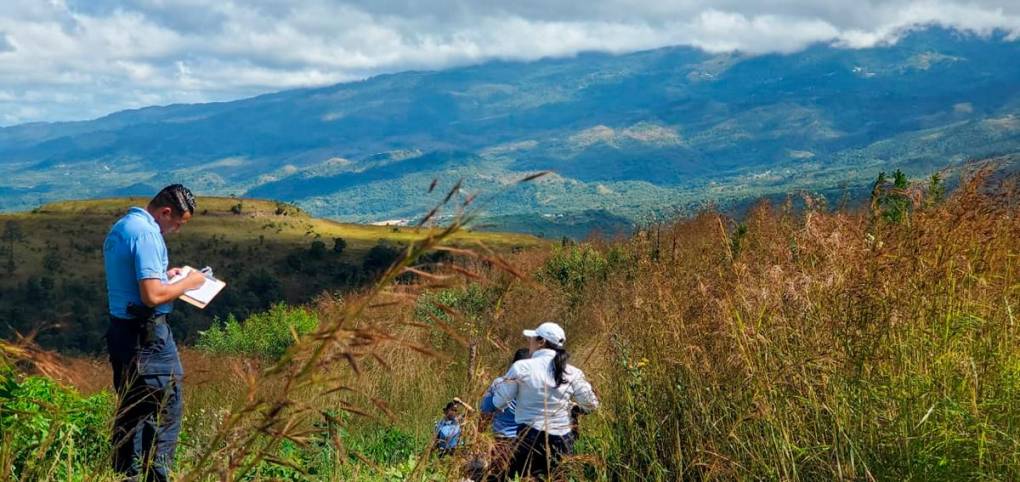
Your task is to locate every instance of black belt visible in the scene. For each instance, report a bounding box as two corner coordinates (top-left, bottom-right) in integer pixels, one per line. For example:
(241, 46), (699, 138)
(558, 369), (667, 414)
(111, 314), (167, 324)
(111, 313), (168, 346)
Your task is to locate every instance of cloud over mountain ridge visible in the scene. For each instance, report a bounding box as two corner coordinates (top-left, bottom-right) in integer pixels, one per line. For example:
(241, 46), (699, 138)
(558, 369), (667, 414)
(2, 0), (1020, 124)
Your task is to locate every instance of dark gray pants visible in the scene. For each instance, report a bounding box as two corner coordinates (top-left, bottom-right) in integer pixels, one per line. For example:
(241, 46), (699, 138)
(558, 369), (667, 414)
(111, 361), (183, 482)
(507, 425), (575, 480)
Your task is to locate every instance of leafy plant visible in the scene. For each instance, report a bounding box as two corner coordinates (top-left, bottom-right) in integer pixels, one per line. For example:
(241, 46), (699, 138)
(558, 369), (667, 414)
(363, 242), (404, 274)
(0, 367), (113, 481)
(872, 169), (913, 224)
(197, 303), (319, 359)
(414, 283), (493, 335)
(926, 173), (947, 208)
(538, 245), (625, 304)
(730, 223), (748, 260)
(332, 237), (348, 255)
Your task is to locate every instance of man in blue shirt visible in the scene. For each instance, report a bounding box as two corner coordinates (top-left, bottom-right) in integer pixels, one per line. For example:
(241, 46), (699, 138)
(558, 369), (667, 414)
(104, 184), (204, 482)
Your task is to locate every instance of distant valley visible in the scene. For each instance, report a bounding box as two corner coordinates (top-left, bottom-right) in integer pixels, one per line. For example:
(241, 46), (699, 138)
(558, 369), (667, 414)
(1, 27), (1018, 237)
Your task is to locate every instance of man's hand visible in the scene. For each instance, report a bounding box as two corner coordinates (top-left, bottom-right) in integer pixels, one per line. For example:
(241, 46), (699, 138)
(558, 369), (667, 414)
(167, 267), (184, 279)
(182, 270), (205, 290)
(139, 271), (206, 307)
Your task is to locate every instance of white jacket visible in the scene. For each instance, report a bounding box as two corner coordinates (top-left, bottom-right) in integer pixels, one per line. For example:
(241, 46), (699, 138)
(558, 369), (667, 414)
(492, 348), (599, 436)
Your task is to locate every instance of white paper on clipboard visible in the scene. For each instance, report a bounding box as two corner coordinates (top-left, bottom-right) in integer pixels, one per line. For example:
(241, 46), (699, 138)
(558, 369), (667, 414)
(168, 266), (226, 308)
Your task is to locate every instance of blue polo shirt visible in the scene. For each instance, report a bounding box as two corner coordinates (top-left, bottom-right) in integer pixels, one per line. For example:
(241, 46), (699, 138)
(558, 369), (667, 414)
(103, 207), (182, 375)
(104, 207), (172, 318)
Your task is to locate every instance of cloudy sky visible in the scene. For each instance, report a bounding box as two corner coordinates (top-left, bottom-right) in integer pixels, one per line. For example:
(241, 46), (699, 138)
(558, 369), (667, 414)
(1, 0), (1019, 126)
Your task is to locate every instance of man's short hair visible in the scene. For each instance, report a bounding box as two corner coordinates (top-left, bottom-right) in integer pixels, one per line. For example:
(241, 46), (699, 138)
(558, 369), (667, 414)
(150, 184), (197, 216)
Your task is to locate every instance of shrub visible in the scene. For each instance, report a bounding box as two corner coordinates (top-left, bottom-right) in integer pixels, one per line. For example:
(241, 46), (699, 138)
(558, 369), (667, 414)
(0, 366), (113, 481)
(197, 303), (319, 359)
(414, 283), (492, 331)
(872, 169), (912, 223)
(284, 251), (304, 273)
(242, 268), (284, 306)
(538, 245), (625, 304)
(275, 201), (300, 216)
(363, 242), (404, 274)
(42, 249), (63, 273)
(332, 237), (347, 255)
(413, 283), (496, 378)
(926, 172), (947, 208)
(309, 240), (327, 260)
(348, 426), (419, 466)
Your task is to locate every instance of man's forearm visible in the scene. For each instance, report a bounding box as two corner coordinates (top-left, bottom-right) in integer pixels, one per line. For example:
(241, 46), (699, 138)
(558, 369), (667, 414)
(139, 279), (191, 306)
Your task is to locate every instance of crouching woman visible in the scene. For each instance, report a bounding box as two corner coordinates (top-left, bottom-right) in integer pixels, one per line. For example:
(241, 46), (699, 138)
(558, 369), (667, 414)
(492, 322), (598, 479)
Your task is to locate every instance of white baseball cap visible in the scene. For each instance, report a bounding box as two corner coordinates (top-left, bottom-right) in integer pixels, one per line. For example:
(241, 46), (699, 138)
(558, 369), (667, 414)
(523, 322), (566, 348)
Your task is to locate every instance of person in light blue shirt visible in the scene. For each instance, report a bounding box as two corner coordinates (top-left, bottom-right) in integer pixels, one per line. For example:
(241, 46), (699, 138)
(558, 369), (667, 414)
(481, 348), (531, 437)
(104, 184), (205, 482)
(434, 400), (463, 457)
(479, 347), (531, 479)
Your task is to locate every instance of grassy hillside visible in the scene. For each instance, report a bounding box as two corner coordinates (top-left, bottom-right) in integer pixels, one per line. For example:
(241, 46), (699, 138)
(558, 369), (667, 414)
(2, 169), (1017, 480)
(0, 197), (540, 352)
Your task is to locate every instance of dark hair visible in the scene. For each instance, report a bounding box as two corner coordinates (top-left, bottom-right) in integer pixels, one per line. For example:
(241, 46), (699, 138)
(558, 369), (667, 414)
(444, 401), (458, 412)
(540, 339), (570, 387)
(510, 348), (530, 369)
(149, 184), (196, 216)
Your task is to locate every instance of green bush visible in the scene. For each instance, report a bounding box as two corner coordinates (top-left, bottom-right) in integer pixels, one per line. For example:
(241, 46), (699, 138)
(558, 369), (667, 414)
(363, 242), (404, 274)
(247, 439), (307, 481)
(414, 283), (492, 330)
(872, 169), (912, 224)
(0, 367), (113, 481)
(237, 416), (423, 480)
(197, 303), (319, 359)
(349, 426), (419, 466)
(538, 245), (625, 304)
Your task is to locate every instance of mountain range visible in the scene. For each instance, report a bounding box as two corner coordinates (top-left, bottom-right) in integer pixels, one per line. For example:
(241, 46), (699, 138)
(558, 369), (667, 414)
(1, 27), (1018, 236)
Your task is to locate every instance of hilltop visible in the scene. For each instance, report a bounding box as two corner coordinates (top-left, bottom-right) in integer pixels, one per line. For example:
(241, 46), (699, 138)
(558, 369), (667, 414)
(0, 197), (540, 352)
(1, 27), (1018, 236)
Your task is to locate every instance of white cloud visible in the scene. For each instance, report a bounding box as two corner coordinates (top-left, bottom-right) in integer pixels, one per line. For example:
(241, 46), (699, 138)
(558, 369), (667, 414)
(677, 11), (843, 54)
(0, 32), (13, 52)
(0, 0), (1019, 125)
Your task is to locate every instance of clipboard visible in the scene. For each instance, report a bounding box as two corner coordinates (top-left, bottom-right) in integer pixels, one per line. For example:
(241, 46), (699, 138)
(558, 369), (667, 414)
(168, 266), (226, 309)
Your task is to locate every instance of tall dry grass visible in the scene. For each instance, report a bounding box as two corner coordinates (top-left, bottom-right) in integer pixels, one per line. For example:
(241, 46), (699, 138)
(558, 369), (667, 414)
(550, 170), (1020, 480)
(363, 168), (1020, 480)
(2, 168), (1018, 481)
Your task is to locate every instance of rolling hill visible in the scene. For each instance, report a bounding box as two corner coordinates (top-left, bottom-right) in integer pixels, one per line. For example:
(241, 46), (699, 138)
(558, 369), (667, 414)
(1, 27), (1019, 235)
(0, 197), (539, 353)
